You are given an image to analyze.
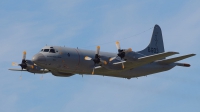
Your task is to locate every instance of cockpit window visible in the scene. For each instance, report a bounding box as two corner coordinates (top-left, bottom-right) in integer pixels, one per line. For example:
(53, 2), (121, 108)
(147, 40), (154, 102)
(44, 49), (49, 52)
(41, 49), (43, 52)
(49, 49), (55, 53)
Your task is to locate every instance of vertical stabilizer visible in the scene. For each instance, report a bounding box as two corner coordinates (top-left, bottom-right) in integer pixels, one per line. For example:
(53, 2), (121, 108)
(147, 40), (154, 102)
(138, 25), (165, 56)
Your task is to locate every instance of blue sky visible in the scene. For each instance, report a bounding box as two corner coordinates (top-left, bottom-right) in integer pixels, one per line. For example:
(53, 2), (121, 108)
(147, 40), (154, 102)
(0, 0), (200, 112)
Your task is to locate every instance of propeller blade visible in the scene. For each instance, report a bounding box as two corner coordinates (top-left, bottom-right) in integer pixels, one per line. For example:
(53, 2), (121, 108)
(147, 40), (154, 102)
(100, 60), (107, 65)
(121, 60), (125, 69)
(22, 51), (26, 60)
(113, 61), (126, 65)
(92, 67), (95, 75)
(96, 46), (100, 55)
(116, 41), (121, 50)
(91, 63), (96, 75)
(85, 56), (92, 60)
(109, 56), (117, 62)
(94, 66), (102, 69)
(124, 48), (132, 53)
(92, 65), (102, 74)
(12, 62), (18, 66)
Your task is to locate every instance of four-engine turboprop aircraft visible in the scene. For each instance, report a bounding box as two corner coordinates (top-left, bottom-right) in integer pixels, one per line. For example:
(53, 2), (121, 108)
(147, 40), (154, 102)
(9, 25), (196, 79)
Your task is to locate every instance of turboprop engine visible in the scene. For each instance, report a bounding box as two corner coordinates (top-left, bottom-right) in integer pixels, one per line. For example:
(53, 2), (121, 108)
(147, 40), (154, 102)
(109, 41), (139, 68)
(10, 51), (49, 74)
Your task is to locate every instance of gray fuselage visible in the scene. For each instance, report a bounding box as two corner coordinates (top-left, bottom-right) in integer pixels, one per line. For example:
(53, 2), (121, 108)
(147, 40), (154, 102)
(32, 46), (176, 78)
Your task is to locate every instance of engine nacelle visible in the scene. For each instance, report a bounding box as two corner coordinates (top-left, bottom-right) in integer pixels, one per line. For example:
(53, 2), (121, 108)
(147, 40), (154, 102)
(124, 51), (139, 62)
(26, 65), (49, 74)
(26, 60), (49, 74)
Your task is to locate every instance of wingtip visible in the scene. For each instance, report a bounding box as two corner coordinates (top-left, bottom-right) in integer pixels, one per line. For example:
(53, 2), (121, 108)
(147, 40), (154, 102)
(186, 54), (196, 57)
(191, 54), (196, 56)
(173, 52), (179, 54)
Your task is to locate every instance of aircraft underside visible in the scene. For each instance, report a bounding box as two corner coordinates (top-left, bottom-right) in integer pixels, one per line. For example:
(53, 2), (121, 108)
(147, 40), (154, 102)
(59, 62), (176, 79)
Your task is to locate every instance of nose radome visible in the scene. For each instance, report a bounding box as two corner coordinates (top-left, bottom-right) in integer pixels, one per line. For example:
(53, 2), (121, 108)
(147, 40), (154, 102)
(32, 53), (46, 64)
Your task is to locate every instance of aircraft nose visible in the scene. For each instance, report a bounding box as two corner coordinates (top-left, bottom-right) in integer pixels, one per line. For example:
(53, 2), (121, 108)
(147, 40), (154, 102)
(32, 53), (46, 64)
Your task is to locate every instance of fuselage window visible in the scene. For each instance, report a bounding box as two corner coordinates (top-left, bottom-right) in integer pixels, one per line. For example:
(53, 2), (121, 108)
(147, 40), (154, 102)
(44, 49), (49, 52)
(50, 49), (55, 53)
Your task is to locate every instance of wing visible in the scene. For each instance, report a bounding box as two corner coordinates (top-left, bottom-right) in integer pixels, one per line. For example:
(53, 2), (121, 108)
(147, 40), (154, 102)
(9, 69), (27, 71)
(125, 51), (179, 69)
(156, 54), (196, 67)
(156, 54), (195, 64)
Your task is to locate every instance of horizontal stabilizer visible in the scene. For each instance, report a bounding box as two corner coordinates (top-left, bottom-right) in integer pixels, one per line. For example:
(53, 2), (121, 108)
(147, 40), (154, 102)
(157, 54), (196, 64)
(9, 69), (27, 71)
(138, 51), (179, 62)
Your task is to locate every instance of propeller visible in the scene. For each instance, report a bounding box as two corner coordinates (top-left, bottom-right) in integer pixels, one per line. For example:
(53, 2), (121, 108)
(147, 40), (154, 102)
(109, 41), (132, 69)
(12, 51), (34, 70)
(84, 46), (107, 75)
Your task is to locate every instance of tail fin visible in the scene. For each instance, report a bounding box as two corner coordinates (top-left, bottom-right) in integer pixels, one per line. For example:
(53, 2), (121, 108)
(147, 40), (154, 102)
(138, 25), (165, 56)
